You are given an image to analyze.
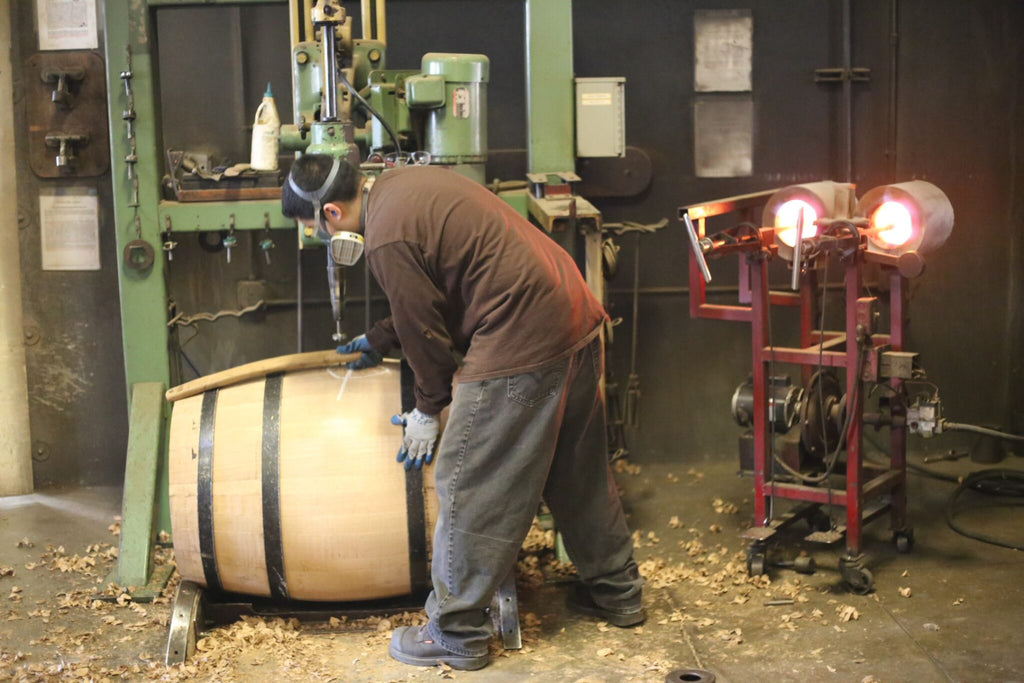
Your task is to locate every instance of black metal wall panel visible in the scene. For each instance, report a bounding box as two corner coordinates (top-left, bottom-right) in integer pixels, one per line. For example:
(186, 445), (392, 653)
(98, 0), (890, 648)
(885, 2), (1023, 441)
(12, 0), (1023, 485)
(11, 2), (128, 485)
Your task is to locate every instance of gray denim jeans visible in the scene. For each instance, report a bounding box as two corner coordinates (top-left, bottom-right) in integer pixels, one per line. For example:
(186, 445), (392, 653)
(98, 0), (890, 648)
(424, 334), (642, 657)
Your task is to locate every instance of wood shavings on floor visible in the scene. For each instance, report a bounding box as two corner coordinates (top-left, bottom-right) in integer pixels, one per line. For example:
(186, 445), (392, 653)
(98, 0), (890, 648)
(613, 459), (643, 475)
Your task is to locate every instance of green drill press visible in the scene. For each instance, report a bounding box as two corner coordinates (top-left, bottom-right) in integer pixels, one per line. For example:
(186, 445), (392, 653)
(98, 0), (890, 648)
(281, 0), (490, 344)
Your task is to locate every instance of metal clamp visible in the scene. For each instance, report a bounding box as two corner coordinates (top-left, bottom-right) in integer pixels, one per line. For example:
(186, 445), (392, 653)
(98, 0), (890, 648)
(120, 46), (134, 98)
(44, 133), (90, 171)
(223, 214), (238, 263)
(41, 67), (85, 107)
(122, 107), (136, 141)
(125, 139), (138, 179)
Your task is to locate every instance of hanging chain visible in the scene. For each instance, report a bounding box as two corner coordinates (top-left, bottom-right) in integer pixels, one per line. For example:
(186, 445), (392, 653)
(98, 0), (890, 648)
(120, 46), (142, 239)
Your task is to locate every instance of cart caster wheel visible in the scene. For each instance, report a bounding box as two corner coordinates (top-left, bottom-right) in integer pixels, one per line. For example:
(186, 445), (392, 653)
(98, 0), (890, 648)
(893, 529), (914, 554)
(748, 554), (766, 577)
(839, 560), (874, 595)
(793, 555), (817, 575)
(807, 509), (832, 533)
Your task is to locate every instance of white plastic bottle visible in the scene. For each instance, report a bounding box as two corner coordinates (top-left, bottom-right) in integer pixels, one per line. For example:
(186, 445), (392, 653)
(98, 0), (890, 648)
(250, 82), (280, 171)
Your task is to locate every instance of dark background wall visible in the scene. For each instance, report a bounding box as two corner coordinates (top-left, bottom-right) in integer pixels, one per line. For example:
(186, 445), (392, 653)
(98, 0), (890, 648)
(11, 1), (126, 485)
(12, 1), (1023, 485)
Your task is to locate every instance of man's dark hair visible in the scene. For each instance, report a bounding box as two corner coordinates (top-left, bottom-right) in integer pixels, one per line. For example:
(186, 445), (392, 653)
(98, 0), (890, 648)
(281, 154), (362, 219)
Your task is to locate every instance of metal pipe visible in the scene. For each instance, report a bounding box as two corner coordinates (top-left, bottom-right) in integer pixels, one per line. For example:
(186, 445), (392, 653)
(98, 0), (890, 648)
(887, 0), (899, 181)
(289, 0), (301, 48)
(375, 0), (386, 45)
(297, 244), (304, 352)
(361, 0), (372, 39)
(264, 294), (388, 308)
(321, 21), (338, 121)
(289, 0), (301, 105)
(0, 2), (33, 496)
(842, 0), (853, 183)
(230, 8), (248, 156)
(606, 280), (883, 297)
(629, 234), (640, 375)
(303, 0), (314, 43)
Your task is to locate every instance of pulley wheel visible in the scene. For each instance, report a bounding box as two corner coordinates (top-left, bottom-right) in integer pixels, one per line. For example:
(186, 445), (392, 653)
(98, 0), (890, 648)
(666, 669), (716, 683)
(800, 371), (843, 459)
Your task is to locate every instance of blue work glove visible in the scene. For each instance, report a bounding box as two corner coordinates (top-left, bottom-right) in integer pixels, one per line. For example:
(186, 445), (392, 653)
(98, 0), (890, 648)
(336, 334), (383, 370)
(389, 408), (439, 469)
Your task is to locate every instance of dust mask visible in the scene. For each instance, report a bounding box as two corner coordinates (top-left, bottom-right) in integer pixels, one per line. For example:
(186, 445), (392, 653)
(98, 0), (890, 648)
(329, 231), (364, 266)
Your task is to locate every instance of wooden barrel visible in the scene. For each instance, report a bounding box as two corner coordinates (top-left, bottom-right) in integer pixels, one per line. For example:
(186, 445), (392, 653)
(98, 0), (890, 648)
(168, 362), (437, 602)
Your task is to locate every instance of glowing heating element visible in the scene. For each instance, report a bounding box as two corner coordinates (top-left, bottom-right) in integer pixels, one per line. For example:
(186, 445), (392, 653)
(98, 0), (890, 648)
(774, 200), (819, 248)
(856, 180), (954, 255)
(869, 201), (914, 248)
(762, 181), (856, 261)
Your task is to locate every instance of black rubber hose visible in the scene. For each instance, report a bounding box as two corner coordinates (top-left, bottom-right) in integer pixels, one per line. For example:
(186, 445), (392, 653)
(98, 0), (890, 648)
(943, 422), (1024, 442)
(946, 468), (1024, 551)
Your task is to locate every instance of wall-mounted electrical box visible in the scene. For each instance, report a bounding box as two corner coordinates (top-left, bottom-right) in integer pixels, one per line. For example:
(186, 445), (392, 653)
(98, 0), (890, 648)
(574, 77), (625, 158)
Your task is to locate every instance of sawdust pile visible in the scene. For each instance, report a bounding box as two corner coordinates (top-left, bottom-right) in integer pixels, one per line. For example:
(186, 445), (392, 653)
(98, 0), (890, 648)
(3, 515), (595, 681)
(517, 521), (578, 590)
(1, 483), (895, 682)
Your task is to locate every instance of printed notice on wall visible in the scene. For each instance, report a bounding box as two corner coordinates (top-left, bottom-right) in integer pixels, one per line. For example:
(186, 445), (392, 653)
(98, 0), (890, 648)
(694, 96), (753, 178)
(694, 9), (752, 92)
(37, 0), (98, 51)
(40, 188), (100, 271)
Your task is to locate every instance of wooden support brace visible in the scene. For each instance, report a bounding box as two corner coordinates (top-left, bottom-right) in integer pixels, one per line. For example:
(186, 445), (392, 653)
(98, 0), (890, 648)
(115, 381), (166, 588)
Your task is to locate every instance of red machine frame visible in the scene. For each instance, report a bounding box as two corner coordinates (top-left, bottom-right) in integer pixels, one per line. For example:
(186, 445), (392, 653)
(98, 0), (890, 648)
(681, 190), (913, 588)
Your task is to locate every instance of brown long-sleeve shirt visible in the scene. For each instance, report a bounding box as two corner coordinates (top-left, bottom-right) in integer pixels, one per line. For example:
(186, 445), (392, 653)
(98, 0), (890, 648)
(362, 166), (606, 415)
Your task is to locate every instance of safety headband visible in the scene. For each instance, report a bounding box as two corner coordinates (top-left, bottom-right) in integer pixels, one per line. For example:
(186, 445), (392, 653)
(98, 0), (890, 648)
(288, 157), (342, 236)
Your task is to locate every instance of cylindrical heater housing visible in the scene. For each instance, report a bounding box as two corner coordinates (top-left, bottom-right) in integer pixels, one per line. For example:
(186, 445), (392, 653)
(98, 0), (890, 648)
(762, 181), (857, 260)
(856, 180), (954, 255)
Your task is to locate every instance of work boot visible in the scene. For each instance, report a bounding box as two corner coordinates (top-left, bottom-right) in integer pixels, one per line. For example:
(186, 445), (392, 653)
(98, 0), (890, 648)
(565, 582), (646, 627)
(388, 625), (490, 671)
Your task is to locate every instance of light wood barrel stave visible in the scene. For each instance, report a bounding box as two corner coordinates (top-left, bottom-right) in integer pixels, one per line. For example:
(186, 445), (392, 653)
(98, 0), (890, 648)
(168, 363), (435, 602)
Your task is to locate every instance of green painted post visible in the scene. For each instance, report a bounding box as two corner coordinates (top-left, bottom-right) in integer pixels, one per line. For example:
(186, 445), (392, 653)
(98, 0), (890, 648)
(524, 0), (578, 564)
(524, 0), (575, 174)
(115, 382), (166, 587)
(104, 3), (170, 400)
(104, 1), (173, 583)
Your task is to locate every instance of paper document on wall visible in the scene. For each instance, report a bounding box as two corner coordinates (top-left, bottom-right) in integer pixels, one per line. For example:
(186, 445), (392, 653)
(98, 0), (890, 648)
(694, 10), (753, 93)
(694, 96), (753, 178)
(37, 0), (98, 51)
(39, 188), (101, 271)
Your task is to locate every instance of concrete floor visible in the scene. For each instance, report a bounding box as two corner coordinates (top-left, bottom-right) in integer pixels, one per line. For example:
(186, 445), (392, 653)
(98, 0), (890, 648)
(1, 454), (1022, 682)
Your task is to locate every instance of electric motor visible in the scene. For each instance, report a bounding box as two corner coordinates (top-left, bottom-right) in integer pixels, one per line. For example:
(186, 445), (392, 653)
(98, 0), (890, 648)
(731, 375), (802, 433)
